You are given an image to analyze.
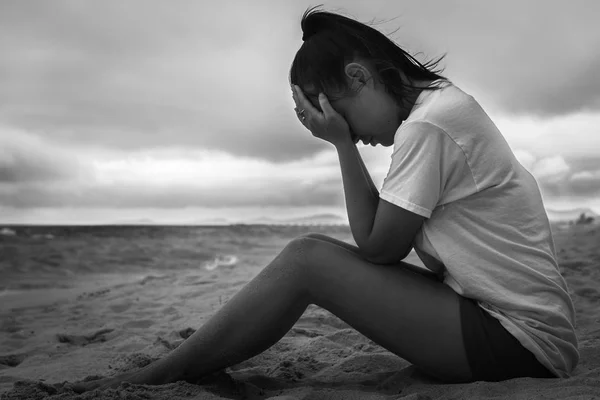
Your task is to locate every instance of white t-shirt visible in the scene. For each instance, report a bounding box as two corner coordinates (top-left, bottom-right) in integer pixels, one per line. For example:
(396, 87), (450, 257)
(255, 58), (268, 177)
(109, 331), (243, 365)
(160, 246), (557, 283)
(380, 80), (579, 378)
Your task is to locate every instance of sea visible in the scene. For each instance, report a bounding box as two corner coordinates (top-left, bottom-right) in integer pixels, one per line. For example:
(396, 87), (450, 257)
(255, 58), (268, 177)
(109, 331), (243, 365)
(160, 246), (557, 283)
(0, 225), (354, 297)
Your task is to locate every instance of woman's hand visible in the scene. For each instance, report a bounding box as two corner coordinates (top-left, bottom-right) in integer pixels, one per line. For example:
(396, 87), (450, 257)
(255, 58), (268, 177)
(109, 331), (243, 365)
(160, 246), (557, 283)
(292, 85), (353, 146)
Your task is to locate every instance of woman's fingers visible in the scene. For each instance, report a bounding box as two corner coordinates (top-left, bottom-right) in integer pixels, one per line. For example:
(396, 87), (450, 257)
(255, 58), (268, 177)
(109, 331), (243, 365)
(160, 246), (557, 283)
(291, 86), (298, 107)
(291, 86), (307, 127)
(292, 85), (317, 130)
(295, 112), (309, 127)
(317, 93), (335, 119)
(293, 85), (319, 119)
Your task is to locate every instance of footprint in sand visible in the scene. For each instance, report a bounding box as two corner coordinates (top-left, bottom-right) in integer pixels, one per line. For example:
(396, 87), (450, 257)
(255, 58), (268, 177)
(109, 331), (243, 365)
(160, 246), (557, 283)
(139, 275), (171, 285)
(0, 316), (22, 333)
(155, 327), (197, 350)
(76, 288), (111, 300)
(123, 320), (154, 329)
(112, 352), (158, 372)
(56, 328), (114, 346)
(181, 277), (217, 286)
(161, 305), (179, 315)
(109, 302), (133, 313)
(155, 336), (182, 350)
(179, 327), (196, 339)
(0, 352), (28, 367)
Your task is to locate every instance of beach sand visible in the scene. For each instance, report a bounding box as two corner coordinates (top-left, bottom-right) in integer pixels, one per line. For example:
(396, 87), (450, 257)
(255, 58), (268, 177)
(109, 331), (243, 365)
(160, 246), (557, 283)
(1, 223), (600, 399)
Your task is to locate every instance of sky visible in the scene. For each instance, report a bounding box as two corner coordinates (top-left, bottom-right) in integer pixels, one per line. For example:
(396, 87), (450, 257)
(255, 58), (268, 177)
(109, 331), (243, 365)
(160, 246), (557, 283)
(1, 0), (599, 224)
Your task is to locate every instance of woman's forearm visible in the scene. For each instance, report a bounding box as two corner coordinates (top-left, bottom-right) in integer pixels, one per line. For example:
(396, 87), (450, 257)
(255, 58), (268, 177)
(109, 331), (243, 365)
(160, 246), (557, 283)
(335, 138), (379, 249)
(357, 147), (380, 200)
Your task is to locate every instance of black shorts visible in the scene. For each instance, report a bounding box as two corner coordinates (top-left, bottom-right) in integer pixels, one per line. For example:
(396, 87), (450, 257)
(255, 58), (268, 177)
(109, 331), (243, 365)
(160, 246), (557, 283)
(459, 296), (555, 382)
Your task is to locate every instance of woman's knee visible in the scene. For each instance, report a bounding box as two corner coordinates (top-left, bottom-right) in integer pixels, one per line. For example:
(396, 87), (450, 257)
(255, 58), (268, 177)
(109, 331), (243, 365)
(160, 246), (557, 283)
(298, 232), (333, 242)
(273, 237), (323, 293)
(279, 235), (322, 266)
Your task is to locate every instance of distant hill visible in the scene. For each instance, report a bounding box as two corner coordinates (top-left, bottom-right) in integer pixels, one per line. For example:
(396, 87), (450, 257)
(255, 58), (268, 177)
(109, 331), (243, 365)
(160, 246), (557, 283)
(546, 208), (599, 223)
(244, 216), (281, 225)
(244, 213), (348, 226)
(111, 218), (158, 225)
(106, 214), (348, 226)
(192, 217), (231, 225)
(281, 213), (348, 225)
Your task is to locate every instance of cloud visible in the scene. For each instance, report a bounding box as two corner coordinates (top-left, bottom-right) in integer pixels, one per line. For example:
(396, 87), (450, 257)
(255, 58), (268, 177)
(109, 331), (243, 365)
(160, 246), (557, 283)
(378, 0), (600, 116)
(568, 169), (600, 196)
(513, 150), (536, 171)
(527, 156), (600, 199)
(2, 1), (600, 222)
(1, 0), (599, 168)
(497, 113), (600, 204)
(495, 112), (600, 159)
(531, 156), (570, 183)
(0, 1), (318, 162)
(4, 179), (343, 209)
(0, 129), (344, 209)
(497, 150), (600, 201)
(540, 176), (600, 199)
(571, 170), (600, 182)
(0, 127), (89, 183)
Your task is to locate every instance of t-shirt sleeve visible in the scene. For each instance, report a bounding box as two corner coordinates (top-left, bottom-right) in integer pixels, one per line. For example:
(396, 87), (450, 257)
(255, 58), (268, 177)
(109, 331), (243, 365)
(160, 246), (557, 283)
(380, 120), (465, 218)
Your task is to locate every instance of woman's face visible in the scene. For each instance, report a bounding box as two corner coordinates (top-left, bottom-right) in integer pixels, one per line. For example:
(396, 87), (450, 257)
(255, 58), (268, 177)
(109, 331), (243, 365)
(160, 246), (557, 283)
(330, 83), (402, 147)
(299, 62), (406, 147)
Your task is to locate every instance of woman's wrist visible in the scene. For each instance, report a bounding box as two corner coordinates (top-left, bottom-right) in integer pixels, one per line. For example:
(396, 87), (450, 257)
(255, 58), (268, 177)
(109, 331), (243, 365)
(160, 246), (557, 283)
(333, 135), (355, 151)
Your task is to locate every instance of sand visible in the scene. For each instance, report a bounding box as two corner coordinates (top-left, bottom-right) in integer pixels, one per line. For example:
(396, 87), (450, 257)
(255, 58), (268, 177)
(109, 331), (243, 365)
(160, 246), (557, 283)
(1, 223), (600, 399)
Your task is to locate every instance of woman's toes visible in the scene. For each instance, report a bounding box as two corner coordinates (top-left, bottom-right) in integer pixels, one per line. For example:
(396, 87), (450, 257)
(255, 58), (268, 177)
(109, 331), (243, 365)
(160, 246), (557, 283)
(70, 372), (134, 393)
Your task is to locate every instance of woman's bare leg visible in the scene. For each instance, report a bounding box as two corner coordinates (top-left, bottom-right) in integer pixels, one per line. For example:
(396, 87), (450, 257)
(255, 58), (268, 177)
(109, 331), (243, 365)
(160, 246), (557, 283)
(73, 234), (471, 392)
(301, 233), (443, 281)
(296, 235), (471, 381)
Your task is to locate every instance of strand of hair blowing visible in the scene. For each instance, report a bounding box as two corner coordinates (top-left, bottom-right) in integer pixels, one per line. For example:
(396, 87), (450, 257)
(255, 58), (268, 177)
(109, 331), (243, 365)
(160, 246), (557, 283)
(301, 6), (333, 41)
(290, 5), (447, 107)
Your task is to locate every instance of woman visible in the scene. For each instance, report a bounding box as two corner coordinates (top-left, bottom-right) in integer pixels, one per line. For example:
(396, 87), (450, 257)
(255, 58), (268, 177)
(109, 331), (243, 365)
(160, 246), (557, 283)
(74, 6), (578, 391)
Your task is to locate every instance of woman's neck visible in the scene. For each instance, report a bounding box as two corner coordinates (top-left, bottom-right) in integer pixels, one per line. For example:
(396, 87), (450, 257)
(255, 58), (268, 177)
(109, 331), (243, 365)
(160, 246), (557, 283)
(398, 79), (434, 121)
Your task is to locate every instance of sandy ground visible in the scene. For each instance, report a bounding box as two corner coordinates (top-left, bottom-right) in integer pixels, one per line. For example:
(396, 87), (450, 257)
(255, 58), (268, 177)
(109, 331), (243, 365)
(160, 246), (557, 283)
(1, 223), (600, 399)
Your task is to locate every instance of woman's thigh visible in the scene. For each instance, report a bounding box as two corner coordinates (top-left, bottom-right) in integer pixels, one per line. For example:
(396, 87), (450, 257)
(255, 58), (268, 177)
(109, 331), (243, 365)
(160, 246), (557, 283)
(293, 235), (471, 383)
(301, 233), (443, 281)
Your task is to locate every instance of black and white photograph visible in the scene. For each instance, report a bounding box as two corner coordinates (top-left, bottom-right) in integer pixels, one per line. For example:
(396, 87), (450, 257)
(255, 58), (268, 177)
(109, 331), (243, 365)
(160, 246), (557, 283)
(1, 1), (599, 399)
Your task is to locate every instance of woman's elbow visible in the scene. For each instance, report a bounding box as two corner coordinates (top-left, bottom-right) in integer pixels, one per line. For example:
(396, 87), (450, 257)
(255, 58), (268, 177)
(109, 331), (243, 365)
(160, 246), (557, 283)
(363, 249), (407, 265)
(365, 253), (402, 265)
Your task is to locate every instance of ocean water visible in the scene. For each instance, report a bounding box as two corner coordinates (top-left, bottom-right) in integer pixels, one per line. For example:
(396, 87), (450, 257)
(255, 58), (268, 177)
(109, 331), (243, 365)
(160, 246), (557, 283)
(0, 225), (353, 294)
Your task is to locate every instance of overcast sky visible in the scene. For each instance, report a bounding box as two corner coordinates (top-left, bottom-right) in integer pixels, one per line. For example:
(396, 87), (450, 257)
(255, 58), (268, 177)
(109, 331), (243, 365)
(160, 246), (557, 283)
(1, 0), (599, 224)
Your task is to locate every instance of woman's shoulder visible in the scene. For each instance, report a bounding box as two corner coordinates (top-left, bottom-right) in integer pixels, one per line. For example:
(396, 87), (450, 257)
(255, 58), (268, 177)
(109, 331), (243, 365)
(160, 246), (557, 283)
(411, 81), (497, 141)
(404, 80), (474, 126)
(428, 81), (479, 114)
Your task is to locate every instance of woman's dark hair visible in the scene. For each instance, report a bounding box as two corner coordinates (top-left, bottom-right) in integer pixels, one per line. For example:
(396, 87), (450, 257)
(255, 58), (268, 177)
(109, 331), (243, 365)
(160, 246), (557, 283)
(289, 5), (447, 107)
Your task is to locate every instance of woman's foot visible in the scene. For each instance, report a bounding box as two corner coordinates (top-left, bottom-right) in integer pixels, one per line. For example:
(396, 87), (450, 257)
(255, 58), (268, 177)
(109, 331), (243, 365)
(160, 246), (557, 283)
(70, 370), (142, 393)
(69, 364), (174, 394)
